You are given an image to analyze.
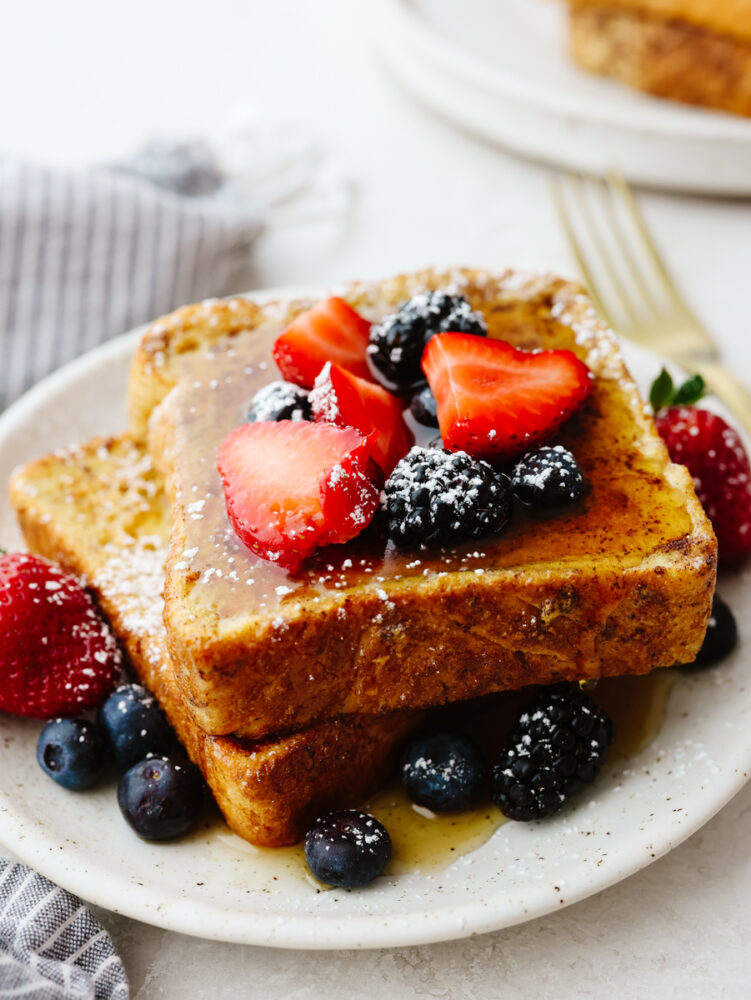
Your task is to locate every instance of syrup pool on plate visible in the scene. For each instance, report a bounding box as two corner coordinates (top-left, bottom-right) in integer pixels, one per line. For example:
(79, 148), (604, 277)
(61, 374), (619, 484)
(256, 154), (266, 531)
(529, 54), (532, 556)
(207, 669), (677, 882)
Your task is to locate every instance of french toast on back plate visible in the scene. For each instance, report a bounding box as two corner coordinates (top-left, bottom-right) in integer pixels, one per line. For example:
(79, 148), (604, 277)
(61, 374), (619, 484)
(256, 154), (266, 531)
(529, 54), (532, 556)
(135, 268), (716, 740)
(567, 0), (751, 117)
(10, 436), (422, 846)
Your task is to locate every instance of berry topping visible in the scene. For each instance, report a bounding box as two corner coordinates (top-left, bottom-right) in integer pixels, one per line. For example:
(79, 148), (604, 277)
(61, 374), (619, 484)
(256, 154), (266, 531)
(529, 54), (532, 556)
(37, 718), (107, 791)
(511, 445), (586, 513)
(686, 594), (737, 669)
(118, 755), (205, 841)
(368, 291), (486, 390)
(422, 333), (592, 463)
(304, 809), (392, 888)
(654, 405), (751, 565)
(247, 380), (311, 423)
(0, 552), (121, 719)
(99, 683), (174, 770)
(217, 421), (382, 572)
(310, 362), (413, 476)
(491, 684), (614, 822)
(381, 446), (511, 548)
(401, 731), (486, 812)
(409, 385), (440, 428)
(272, 297), (372, 388)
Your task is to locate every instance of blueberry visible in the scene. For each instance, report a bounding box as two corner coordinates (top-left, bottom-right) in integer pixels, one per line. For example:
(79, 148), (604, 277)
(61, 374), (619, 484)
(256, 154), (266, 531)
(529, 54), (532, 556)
(99, 683), (173, 769)
(512, 445), (585, 514)
(247, 381), (311, 423)
(401, 731), (486, 811)
(409, 386), (439, 428)
(117, 755), (204, 840)
(687, 595), (737, 669)
(36, 718), (107, 790)
(304, 810), (391, 888)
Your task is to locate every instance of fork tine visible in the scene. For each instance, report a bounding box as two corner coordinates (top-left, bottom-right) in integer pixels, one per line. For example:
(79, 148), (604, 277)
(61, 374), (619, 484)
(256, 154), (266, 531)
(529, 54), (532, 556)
(596, 178), (662, 318)
(606, 170), (703, 323)
(564, 174), (647, 328)
(552, 177), (616, 329)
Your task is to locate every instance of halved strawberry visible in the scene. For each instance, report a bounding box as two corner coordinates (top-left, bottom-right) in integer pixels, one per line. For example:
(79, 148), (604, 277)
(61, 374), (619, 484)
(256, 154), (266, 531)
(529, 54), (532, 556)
(310, 362), (413, 476)
(422, 333), (592, 463)
(217, 421), (381, 572)
(272, 297), (373, 388)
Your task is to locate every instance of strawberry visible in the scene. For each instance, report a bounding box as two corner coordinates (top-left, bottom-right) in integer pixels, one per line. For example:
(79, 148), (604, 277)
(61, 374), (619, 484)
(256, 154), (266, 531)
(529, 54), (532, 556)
(272, 297), (373, 389)
(422, 333), (592, 463)
(309, 362), (413, 476)
(0, 552), (121, 718)
(217, 421), (382, 572)
(655, 405), (751, 565)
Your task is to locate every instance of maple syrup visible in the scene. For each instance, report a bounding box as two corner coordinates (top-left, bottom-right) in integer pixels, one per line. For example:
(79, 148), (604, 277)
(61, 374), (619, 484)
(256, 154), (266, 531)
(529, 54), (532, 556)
(210, 669), (678, 881)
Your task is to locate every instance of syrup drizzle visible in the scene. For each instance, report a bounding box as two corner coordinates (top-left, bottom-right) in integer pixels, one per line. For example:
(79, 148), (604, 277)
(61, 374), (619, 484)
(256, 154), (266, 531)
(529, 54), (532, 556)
(209, 670), (677, 881)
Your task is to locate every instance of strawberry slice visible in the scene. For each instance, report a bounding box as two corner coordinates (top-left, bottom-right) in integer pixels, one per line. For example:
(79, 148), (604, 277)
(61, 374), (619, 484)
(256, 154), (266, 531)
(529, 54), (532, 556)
(217, 421), (381, 572)
(310, 362), (413, 476)
(273, 297), (373, 388)
(422, 333), (592, 463)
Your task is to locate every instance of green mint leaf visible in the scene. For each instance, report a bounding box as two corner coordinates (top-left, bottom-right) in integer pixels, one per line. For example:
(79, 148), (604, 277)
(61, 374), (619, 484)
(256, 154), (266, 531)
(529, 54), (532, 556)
(672, 374), (706, 406)
(649, 368), (674, 412)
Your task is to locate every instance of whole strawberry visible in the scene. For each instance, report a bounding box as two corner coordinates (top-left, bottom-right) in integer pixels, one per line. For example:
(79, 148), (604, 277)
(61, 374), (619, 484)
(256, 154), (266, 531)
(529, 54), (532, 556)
(0, 552), (121, 717)
(651, 370), (751, 565)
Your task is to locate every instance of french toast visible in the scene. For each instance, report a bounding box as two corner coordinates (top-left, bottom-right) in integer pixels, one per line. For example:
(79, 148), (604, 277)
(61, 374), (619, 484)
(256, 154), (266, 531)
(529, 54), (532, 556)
(9, 436), (422, 846)
(568, 1), (751, 117)
(134, 268), (717, 739)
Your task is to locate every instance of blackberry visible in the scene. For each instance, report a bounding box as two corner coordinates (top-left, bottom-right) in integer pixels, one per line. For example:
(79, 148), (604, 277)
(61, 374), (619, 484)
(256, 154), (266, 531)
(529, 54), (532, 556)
(409, 385), (440, 428)
(304, 810), (392, 888)
(381, 447), (511, 548)
(512, 446), (585, 513)
(491, 684), (614, 822)
(686, 594), (737, 669)
(367, 291), (486, 389)
(247, 380), (311, 423)
(401, 731), (486, 812)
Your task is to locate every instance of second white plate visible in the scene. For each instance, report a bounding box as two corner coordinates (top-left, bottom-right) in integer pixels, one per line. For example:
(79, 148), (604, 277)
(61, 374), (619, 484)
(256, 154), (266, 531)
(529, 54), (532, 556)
(369, 0), (751, 194)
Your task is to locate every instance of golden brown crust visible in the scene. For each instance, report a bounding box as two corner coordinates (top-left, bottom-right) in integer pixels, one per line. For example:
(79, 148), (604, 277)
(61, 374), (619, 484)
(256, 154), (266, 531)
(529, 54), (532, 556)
(569, 0), (751, 46)
(570, 4), (751, 117)
(138, 269), (717, 739)
(9, 437), (421, 846)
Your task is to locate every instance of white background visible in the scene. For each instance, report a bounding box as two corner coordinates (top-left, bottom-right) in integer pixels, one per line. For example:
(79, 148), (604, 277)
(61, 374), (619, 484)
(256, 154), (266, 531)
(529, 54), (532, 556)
(2, 1), (750, 996)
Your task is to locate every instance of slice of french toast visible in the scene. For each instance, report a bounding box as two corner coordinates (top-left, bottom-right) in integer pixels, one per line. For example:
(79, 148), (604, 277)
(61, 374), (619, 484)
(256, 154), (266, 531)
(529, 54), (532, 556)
(9, 436), (421, 846)
(568, 3), (751, 117)
(135, 268), (717, 740)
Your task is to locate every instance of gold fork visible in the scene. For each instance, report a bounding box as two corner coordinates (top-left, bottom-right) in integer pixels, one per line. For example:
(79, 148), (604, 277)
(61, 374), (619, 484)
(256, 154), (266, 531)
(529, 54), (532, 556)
(552, 170), (751, 435)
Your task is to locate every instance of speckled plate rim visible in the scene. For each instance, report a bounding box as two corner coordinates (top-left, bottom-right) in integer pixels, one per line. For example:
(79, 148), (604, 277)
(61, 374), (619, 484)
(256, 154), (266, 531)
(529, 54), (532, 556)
(0, 290), (749, 950)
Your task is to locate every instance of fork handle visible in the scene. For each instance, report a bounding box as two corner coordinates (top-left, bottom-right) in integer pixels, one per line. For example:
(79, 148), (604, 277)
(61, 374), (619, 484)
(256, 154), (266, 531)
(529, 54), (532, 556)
(690, 360), (751, 438)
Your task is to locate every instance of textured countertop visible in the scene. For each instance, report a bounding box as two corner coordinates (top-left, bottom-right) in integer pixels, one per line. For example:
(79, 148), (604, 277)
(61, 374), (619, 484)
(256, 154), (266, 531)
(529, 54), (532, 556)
(1, 1), (750, 995)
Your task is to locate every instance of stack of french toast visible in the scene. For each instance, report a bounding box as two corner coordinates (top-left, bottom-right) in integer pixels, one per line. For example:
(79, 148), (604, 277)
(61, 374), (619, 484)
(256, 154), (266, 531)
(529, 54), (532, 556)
(9, 267), (717, 847)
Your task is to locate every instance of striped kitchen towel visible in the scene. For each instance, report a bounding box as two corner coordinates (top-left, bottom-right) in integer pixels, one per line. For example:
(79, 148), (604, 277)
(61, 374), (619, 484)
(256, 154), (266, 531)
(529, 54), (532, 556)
(0, 127), (348, 411)
(0, 860), (128, 999)
(0, 140), (261, 411)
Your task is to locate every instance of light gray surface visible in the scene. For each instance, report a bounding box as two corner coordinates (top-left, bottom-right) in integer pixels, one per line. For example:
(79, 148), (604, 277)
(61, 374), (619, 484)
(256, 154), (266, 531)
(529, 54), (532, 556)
(2, 0), (750, 994)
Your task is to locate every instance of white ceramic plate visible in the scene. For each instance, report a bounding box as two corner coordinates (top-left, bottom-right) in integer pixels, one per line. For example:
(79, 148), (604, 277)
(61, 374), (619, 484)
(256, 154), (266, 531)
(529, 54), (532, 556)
(368, 0), (751, 194)
(0, 320), (749, 950)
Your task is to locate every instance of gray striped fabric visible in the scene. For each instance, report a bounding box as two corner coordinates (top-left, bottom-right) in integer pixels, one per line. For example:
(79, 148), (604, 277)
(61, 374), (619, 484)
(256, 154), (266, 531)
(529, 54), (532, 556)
(0, 147), (261, 411)
(0, 861), (128, 999)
